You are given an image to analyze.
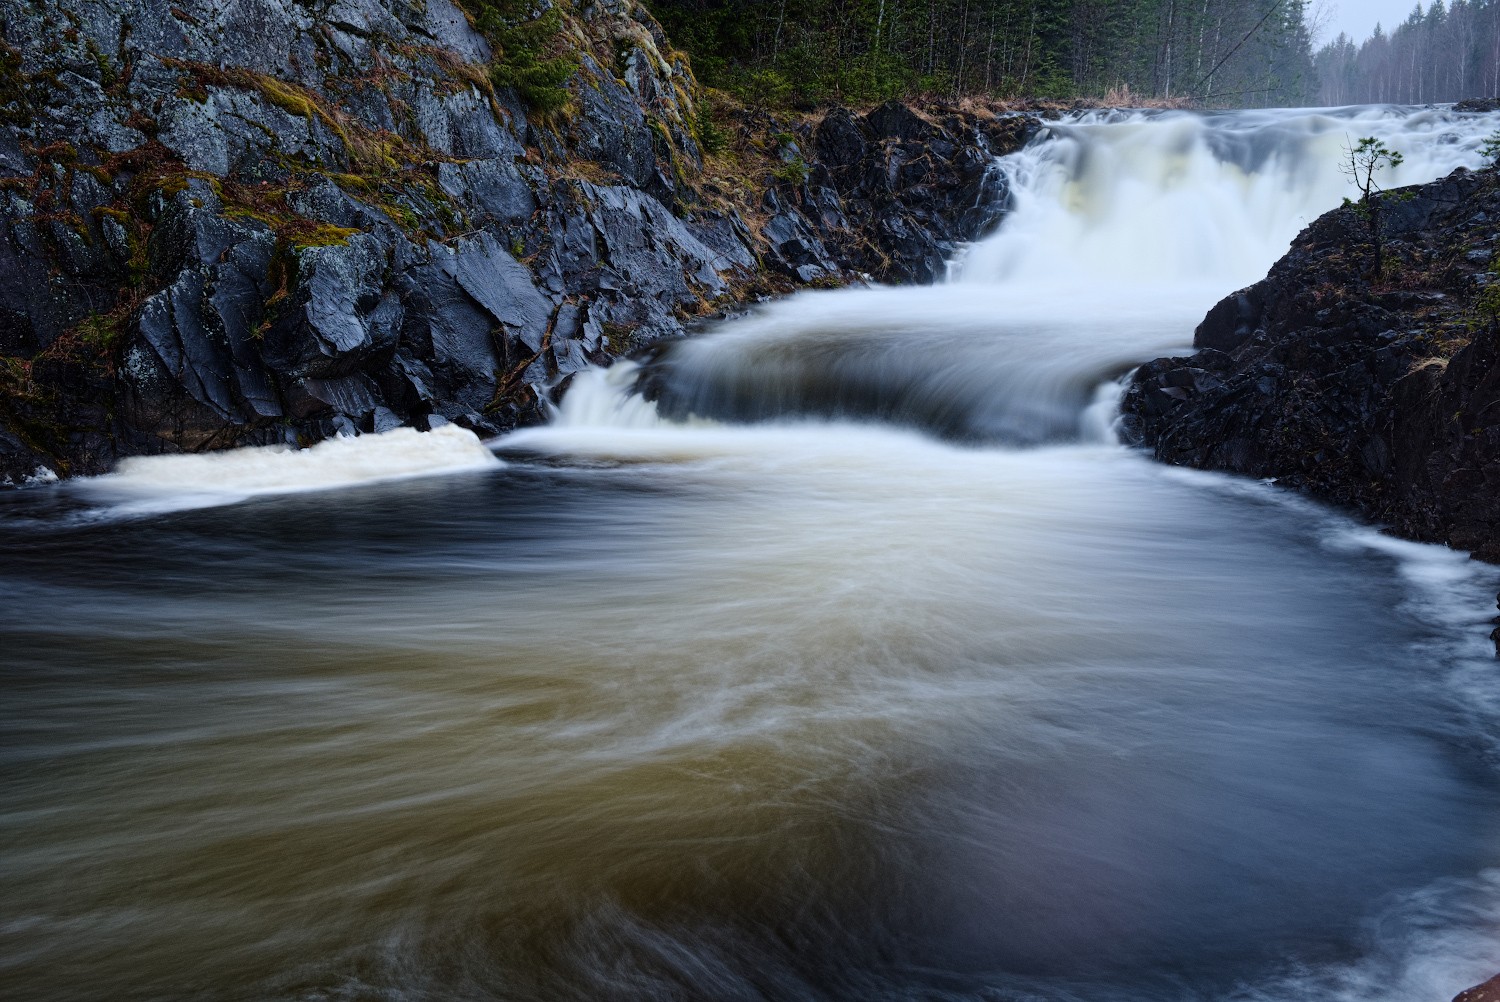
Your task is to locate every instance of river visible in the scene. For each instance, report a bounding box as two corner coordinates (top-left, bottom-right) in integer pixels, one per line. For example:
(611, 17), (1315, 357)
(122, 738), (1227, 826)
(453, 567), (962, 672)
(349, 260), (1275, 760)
(4, 106), (1500, 1002)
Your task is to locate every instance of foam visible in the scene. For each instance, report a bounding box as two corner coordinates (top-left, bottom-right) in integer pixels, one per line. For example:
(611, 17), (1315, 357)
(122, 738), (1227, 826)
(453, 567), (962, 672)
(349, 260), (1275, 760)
(74, 424), (501, 514)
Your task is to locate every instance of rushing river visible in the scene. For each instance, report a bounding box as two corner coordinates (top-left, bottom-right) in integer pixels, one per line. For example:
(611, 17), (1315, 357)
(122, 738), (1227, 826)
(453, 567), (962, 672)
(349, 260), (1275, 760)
(6, 107), (1500, 1002)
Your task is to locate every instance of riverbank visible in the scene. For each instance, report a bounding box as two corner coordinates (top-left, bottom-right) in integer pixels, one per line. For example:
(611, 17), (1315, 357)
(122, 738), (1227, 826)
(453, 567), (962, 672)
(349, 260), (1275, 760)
(0, 0), (1042, 485)
(1122, 163), (1500, 567)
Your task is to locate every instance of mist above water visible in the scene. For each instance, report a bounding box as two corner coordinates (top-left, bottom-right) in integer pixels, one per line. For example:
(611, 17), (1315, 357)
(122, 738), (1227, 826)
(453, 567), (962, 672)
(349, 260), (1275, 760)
(6, 106), (1500, 1002)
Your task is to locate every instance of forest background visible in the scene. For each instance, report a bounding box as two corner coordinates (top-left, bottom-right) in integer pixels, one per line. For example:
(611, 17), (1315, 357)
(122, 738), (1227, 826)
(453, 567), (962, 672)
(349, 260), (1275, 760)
(633, 0), (1500, 110)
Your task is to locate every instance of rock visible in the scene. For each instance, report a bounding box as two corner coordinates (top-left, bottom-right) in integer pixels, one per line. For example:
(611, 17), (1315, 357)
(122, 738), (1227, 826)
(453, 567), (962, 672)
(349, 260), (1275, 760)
(1456, 974), (1500, 1002)
(815, 108), (867, 172)
(0, 0), (1039, 485)
(864, 101), (938, 143)
(1196, 289), (1265, 353)
(1455, 98), (1500, 113)
(1123, 166), (1500, 563)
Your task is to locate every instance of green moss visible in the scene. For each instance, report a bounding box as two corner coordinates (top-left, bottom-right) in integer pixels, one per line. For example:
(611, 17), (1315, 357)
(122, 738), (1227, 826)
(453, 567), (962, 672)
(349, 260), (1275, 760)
(1472, 254), (1500, 329)
(289, 222), (360, 249)
(84, 37), (118, 90)
(32, 140), (78, 165)
(380, 199), (420, 230)
(156, 176), (190, 198)
(156, 58), (469, 241)
(77, 311), (127, 352)
(322, 170), (375, 193)
(0, 43), (30, 125)
(91, 206), (132, 225)
(223, 205), (282, 228)
(256, 75), (319, 120)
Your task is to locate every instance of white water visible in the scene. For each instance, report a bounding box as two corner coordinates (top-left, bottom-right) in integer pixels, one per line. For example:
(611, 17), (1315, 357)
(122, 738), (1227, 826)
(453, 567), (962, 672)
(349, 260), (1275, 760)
(70, 423), (500, 514)
(958, 106), (1492, 289)
(519, 105), (1500, 451)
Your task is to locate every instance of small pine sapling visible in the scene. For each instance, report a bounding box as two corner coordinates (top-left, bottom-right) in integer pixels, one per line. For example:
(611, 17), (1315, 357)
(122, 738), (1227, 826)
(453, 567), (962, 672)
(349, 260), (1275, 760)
(1340, 135), (1405, 279)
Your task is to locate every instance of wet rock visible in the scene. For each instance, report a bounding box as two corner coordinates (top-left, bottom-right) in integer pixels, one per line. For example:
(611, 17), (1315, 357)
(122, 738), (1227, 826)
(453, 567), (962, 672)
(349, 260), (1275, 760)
(815, 108), (867, 173)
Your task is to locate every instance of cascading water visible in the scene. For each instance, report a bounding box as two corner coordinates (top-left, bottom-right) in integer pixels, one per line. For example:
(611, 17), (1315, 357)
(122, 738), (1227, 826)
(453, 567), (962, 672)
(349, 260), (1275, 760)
(6, 107), (1500, 1002)
(577, 106), (1500, 446)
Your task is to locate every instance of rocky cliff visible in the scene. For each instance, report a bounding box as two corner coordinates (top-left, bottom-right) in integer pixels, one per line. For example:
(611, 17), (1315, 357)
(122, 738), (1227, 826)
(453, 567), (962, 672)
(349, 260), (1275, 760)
(0, 0), (1037, 484)
(1123, 166), (1500, 562)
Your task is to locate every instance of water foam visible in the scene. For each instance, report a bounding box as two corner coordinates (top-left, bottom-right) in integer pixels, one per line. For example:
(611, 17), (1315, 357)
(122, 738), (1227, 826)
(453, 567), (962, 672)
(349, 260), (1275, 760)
(75, 424), (501, 514)
(958, 105), (1500, 291)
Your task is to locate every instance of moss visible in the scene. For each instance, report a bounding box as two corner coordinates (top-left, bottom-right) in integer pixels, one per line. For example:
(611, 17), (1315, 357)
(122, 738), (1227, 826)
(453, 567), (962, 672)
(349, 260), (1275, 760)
(76, 310), (127, 352)
(91, 205), (132, 226)
(321, 170), (375, 193)
(84, 37), (118, 90)
(1471, 255), (1500, 330)
(251, 241), (298, 341)
(156, 175), (191, 198)
(30, 140), (78, 165)
(601, 321), (637, 355)
(177, 79), (209, 103)
(223, 205), (283, 228)
(0, 42), (32, 125)
(288, 222), (360, 248)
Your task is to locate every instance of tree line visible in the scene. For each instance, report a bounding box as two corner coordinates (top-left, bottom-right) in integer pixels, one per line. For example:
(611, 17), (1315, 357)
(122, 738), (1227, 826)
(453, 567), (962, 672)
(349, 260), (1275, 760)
(1315, 1), (1500, 105)
(641, 0), (1318, 107)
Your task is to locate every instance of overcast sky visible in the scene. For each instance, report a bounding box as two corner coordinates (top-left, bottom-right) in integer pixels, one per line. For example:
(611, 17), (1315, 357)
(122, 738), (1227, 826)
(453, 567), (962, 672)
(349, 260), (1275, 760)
(1317, 0), (1428, 45)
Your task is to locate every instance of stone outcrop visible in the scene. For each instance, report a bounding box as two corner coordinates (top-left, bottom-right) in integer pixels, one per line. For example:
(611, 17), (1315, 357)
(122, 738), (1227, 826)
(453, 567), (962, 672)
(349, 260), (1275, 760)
(0, 0), (1036, 484)
(1122, 166), (1500, 562)
(1457, 974), (1500, 1002)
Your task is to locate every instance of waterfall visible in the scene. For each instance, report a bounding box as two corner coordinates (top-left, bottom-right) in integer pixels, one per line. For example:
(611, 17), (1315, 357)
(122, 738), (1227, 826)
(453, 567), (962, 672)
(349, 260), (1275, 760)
(521, 105), (1500, 452)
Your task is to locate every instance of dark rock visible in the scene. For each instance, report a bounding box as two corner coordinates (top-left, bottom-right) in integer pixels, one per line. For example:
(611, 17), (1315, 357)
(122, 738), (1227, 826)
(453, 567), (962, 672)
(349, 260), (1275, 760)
(1195, 289), (1265, 353)
(864, 101), (937, 143)
(815, 108), (868, 171)
(1124, 167), (1500, 563)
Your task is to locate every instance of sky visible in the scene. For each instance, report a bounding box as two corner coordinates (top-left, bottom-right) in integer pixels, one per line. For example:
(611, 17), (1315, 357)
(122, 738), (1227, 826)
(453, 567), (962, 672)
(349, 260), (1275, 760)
(1317, 0), (1428, 45)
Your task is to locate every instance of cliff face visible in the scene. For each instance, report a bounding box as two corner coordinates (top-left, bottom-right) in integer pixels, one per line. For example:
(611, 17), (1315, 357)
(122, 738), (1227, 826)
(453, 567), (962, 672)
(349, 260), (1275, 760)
(1122, 167), (1500, 562)
(0, 0), (1035, 484)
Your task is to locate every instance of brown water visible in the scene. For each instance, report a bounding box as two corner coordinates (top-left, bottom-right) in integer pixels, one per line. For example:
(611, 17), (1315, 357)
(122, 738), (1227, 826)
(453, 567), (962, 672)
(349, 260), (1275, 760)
(4, 436), (1500, 1001)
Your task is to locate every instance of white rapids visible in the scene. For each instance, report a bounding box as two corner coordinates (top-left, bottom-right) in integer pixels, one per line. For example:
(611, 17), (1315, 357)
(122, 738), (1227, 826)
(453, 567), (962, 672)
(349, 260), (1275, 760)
(515, 104), (1500, 452)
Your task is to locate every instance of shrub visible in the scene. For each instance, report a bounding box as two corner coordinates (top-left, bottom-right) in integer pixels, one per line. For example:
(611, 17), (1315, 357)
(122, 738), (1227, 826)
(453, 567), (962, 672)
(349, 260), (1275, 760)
(458, 0), (577, 119)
